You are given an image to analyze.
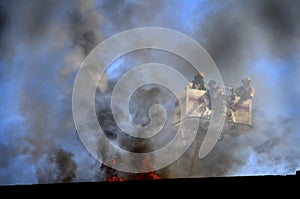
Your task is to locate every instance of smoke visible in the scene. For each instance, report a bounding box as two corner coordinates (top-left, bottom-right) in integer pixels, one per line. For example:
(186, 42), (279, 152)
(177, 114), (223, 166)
(0, 0), (106, 185)
(36, 148), (77, 183)
(0, 0), (299, 185)
(96, 0), (300, 177)
(198, 0), (300, 176)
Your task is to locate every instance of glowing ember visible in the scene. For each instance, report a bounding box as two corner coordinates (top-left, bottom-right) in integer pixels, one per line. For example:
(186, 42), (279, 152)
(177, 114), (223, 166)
(134, 171), (161, 180)
(133, 156), (161, 180)
(104, 143), (163, 182)
(106, 175), (125, 182)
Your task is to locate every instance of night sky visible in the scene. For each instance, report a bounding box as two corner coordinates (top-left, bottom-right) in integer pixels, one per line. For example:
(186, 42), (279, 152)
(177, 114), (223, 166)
(0, 0), (299, 185)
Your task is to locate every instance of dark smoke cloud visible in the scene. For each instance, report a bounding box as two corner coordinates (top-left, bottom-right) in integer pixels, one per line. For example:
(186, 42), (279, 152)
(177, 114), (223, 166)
(199, 0), (300, 85)
(0, 3), (7, 53)
(96, 0), (300, 177)
(37, 148), (77, 183)
(186, 0), (300, 176)
(0, 0), (106, 185)
(0, 0), (299, 185)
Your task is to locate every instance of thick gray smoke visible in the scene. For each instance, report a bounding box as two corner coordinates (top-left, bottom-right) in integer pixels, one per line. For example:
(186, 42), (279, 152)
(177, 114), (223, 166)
(96, 0), (300, 177)
(193, 0), (300, 176)
(36, 148), (77, 183)
(0, 0), (106, 185)
(0, 0), (299, 185)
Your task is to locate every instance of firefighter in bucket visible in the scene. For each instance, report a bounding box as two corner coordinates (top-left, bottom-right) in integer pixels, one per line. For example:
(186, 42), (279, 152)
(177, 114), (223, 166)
(231, 76), (254, 111)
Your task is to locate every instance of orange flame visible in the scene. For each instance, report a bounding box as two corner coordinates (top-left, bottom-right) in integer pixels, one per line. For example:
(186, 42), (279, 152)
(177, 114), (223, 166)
(134, 171), (161, 180)
(133, 156), (161, 180)
(106, 175), (125, 182)
(105, 149), (162, 182)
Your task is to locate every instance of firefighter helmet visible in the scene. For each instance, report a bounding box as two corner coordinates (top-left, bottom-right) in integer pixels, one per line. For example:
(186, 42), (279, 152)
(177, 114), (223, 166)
(198, 72), (205, 78)
(242, 76), (251, 85)
(195, 72), (205, 79)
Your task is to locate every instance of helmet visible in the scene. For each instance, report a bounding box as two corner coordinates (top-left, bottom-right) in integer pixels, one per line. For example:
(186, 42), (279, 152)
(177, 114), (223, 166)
(242, 76), (251, 85)
(198, 72), (205, 78)
(195, 72), (205, 79)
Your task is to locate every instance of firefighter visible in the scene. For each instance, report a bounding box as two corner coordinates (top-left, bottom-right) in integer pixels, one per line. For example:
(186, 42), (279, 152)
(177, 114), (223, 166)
(230, 76), (254, 112)
(207, 80), (226, 116)
(207, 80), (217, 110)
(234, 76), (254, 101)
(207, 80), (219, 103)
(186, 72), (209, 117)
(190, 72), (207, 91)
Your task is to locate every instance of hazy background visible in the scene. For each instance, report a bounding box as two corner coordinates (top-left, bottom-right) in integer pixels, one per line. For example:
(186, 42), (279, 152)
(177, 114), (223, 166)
(0, 0), (299, 185)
